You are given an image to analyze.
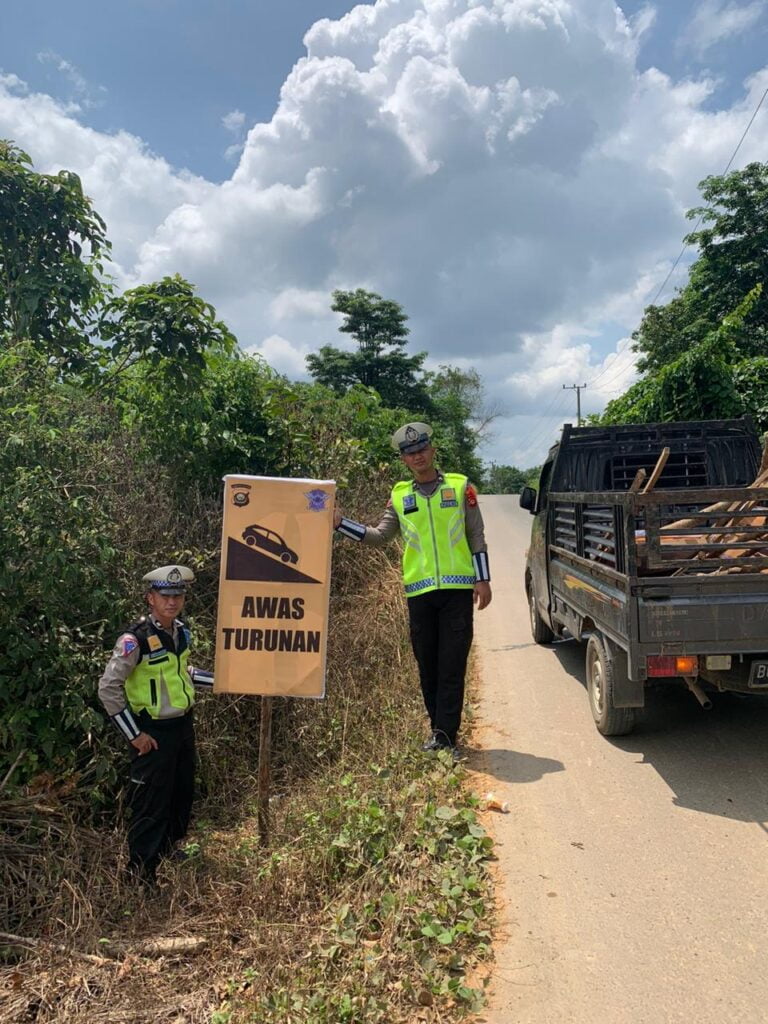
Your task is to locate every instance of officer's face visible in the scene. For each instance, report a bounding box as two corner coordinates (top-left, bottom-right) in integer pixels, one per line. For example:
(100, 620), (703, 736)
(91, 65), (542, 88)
(147, 589), (186, 628)
(402, 444), (436, 477)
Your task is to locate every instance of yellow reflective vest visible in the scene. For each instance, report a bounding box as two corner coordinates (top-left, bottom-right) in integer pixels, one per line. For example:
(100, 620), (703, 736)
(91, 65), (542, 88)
(391, 473), (476, 597)
(123, 618), (194, 718)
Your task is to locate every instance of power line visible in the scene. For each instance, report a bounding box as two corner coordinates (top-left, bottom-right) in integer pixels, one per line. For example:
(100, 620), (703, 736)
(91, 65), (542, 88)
(647, 84), (768, 312)
(586, 82), (768, 393)
(515, 85), (768, 469)
(587, 345), (639, 393)
(514, 390), (574, 464)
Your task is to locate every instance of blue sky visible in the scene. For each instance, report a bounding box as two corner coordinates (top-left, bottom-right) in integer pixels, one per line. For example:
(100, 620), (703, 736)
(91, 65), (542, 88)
(0, 0), (355, 180)
(1, 1), (767, 465)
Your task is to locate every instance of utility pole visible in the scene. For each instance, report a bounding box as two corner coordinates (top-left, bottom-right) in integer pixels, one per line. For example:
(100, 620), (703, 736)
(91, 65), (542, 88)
(563, 383), (587, 426)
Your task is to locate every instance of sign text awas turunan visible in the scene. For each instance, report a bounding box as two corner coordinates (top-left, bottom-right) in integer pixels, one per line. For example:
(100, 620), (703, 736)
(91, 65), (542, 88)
(213, 475), (335, 697)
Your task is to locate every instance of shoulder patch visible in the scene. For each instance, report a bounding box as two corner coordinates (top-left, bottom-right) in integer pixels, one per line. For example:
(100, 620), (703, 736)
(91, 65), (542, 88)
(120, 635), (138, 657)
(466, 485), (478, 508)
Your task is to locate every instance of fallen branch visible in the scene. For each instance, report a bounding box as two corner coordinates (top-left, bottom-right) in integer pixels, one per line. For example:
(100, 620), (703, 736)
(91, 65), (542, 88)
(0, 930), (111, 965)
(0, 750), (26, 797)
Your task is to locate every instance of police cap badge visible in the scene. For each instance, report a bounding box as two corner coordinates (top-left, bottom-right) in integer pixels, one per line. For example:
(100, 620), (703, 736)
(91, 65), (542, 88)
(142, 564), (195, 595)
(391, 421), (433, 454)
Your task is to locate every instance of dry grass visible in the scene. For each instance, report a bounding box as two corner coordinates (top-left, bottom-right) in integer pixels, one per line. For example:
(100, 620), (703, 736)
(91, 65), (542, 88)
(1, 479), (493, 1023)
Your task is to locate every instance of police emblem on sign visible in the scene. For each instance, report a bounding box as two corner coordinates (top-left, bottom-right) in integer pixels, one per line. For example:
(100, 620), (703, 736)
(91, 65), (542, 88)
(304, 489), (331, 511)
(232, 484), (251, 507)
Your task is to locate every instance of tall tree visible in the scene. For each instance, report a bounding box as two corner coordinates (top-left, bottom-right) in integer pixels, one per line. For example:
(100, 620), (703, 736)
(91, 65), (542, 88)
(99, 274), (236, 387)
(602, 286), (760, 426)
(0, 140), (111, 370)
(633, 162), (768, 373)
(306, 288), (433, 412)
(485, 464), (528, 493)
(427, 366), (498, 481)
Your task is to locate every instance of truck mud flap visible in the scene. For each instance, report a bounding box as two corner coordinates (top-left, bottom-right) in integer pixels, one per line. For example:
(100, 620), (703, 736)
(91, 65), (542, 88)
(606, 642), (645, 708)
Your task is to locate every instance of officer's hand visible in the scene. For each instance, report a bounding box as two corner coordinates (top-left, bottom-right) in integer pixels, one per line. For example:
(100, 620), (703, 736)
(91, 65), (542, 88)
(474, 582), (492, 611)
(333, 509), (342, 529)
(131, 732), (158, 756)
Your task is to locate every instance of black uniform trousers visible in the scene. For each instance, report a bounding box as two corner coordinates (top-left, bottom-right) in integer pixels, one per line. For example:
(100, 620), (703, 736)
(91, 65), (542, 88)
(407, 588), (474, 747)
(127, 710), (195, 879)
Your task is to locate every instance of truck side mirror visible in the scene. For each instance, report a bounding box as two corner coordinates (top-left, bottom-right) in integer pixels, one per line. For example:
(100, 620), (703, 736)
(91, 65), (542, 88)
(519, 486), (537, 513)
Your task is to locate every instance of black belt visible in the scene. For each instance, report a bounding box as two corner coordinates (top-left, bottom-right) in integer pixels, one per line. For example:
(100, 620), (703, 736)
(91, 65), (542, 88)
(136, 708), (194, 729)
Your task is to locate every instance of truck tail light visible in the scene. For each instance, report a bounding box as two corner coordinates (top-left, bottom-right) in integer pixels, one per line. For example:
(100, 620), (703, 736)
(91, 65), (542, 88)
(647, 655), (699, 677)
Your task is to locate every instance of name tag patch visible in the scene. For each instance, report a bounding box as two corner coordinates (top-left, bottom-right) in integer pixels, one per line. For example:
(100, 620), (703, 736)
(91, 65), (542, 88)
(148, 634), (163, 652)
(403, 494), (418, 514)
(440, 488), (458, 508)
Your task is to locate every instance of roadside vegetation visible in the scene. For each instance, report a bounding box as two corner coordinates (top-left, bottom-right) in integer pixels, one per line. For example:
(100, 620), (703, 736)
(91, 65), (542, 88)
(0, 140), (495, 1022)
(596, 162), (768, 427)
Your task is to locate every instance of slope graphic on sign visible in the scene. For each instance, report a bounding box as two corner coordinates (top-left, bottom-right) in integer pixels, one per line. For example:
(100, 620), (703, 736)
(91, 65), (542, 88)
(226, 538), (322, 583)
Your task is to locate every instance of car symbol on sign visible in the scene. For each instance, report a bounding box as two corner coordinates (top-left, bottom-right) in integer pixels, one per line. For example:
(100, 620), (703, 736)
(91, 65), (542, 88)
(242, 524), (299, 564)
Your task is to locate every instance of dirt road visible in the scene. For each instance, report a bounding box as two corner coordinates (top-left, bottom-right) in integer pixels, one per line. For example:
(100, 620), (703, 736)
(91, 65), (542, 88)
(470, 495), (768, 1024)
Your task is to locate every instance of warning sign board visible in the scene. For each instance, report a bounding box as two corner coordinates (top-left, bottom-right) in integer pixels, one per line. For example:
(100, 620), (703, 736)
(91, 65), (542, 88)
(213, 475), (336, 697)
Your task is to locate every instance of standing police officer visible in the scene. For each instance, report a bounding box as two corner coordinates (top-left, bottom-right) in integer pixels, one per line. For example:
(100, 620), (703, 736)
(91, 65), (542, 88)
(334, 423), (491, 756)
(98, 564), (212, 882)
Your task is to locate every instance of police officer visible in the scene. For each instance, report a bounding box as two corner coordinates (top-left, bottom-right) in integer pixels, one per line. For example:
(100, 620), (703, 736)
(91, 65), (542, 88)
(334, 423), (491, 756)
(98, 564), (212, 882)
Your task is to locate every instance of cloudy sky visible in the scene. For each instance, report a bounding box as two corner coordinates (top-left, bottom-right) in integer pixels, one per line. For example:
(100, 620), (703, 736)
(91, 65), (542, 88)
(1, 0), (767, 467)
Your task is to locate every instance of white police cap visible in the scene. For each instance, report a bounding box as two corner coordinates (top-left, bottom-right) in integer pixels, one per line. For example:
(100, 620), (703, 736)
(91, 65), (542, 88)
(391, 421), (433, 454)
(142, 564), (195, 595)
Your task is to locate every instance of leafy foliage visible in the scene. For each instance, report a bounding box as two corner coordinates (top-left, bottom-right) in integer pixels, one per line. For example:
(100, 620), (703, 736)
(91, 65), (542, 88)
(633, 162), (768, 373)
(99, 274), (236, 385)
(485, 464), (529, 493)
(0, 140), (110, 371)
(219, 757), (492, 1023)
(602, 286), (761, 426)
(428, 365), (494, 483)
(306, 288), (433, 413)
(0, 347), (123, 777)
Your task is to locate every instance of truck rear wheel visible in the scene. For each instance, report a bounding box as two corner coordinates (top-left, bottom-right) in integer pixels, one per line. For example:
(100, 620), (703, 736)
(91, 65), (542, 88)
(528, 582), (554, 644)
(586, 633), (636, 736)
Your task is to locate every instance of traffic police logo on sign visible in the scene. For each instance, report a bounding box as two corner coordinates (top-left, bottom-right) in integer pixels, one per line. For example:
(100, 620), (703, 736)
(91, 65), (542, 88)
(304, 489), (331, 511)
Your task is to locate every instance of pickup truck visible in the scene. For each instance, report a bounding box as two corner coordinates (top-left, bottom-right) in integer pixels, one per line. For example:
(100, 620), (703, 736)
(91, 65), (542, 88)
(519, 417), (768, 736)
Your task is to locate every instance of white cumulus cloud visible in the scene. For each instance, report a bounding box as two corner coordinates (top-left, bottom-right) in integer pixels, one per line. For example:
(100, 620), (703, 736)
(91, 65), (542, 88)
(1, 0), (766, 464)
(680, 0), (765, 57)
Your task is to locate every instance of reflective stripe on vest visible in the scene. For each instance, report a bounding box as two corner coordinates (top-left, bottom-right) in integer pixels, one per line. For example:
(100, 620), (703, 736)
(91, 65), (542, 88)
(391, 473), (476, 597)
(124, 621), (194, 719)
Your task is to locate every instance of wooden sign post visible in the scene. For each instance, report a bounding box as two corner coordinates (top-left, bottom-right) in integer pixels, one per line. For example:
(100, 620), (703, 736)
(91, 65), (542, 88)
(258, 695), (273, 846)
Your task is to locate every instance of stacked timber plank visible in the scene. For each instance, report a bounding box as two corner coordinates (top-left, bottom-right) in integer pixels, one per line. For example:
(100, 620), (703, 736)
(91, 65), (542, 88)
(660, 462), (768, 576)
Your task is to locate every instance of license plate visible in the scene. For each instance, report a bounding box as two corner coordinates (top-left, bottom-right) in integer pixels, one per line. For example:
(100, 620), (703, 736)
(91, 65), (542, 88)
(748, 660), (768, 688)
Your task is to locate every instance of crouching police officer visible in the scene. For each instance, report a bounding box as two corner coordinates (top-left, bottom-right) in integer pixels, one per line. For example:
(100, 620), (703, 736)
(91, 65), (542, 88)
(334, 422), (491, 757)
(98, 565), (213, 882)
